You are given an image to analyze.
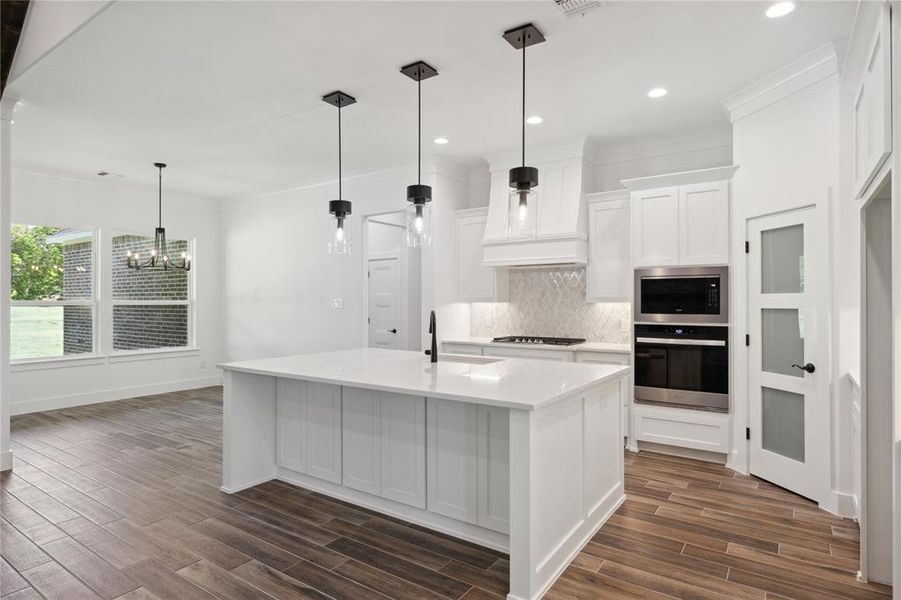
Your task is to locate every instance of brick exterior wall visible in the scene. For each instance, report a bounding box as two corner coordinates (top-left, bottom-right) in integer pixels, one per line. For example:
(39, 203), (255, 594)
(59, 235), (191, 353)
(61, 241), (93, 354)
(112, 305), (188, 350)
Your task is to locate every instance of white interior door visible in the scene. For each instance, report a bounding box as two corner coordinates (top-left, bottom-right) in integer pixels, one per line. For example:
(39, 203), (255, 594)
(748, 207), (829, 502)
(368, 256), (402, 350)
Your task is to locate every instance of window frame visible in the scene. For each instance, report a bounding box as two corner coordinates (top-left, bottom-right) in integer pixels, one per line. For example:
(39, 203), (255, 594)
(9, 222), (101, 365)
(108, 229), (196, 357)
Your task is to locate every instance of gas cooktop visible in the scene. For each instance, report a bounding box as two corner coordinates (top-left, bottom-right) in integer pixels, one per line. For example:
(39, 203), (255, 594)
(491, 336), (586, 346)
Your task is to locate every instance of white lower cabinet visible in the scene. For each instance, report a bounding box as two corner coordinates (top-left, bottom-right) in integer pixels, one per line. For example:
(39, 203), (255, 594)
(276, 379), (342, 484)
(576, 352), (631, 438)
(342, 387), (382, 495)
(477, 405), (510, 534)
(426, 398), (479, 524)
(633, 404), (730, 454)
(380, 393), (426, 509)
(340, 389), (426, 509)
(425, 398), (510, 533)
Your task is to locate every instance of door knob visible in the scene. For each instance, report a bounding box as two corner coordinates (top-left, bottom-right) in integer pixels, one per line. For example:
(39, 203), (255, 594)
(388, 328), (397, 334)
(791, 362), (815, 373)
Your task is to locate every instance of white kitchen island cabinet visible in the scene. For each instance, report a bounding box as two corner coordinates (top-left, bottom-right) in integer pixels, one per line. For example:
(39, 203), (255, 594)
(220, 348), (628, 600)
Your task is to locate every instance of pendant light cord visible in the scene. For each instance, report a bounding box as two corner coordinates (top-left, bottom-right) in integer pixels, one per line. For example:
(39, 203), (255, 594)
(521, 42), (526, 168)
(158, 165), (163, 228)
(417, 75), (422, 186)
(337, 100), (343, 200)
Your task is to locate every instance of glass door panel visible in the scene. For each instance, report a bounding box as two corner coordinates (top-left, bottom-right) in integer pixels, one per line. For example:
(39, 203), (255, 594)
(761, 386), (805, 462)
(761, 308), (804, 377)
(761, 224), (804, 293)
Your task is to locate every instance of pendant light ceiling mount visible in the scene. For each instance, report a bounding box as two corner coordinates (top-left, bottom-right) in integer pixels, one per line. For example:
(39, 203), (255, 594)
(322, 90), (356, 109)
(502, 23), (545, 49)
(401, 60), (439, 247)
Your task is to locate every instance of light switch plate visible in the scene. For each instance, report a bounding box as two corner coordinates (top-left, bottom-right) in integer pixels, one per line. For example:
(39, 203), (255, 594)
(330, 298), (344, 309)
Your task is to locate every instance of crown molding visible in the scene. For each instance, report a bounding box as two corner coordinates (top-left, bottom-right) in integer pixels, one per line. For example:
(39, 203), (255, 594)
(721, 41), (840, 123)
(621, 164), (739, 191)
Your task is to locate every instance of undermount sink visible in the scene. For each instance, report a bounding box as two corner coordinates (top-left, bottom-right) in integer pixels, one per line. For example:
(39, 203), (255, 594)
(437, 354), (503, 365)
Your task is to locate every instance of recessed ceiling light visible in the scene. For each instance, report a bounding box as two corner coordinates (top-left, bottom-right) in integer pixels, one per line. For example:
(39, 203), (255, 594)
(647, 87), (668, 98)
(765, 2), (795, 18)
(526, 115), (543, 125)
(433, 137), (449, 145)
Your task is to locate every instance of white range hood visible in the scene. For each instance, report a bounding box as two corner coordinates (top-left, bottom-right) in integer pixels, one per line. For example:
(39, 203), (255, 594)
(482, 139), (593, 267)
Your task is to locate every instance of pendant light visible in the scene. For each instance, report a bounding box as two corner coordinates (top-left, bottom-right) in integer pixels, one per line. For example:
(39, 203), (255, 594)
(323, 91), (357, 255)
(401, 60), (438, 248)
(503, 23), (545, 239)
(126, 162), (191, 271)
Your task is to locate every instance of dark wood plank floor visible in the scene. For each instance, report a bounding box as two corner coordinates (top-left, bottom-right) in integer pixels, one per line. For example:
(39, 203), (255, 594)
(1, 388), (892, 600)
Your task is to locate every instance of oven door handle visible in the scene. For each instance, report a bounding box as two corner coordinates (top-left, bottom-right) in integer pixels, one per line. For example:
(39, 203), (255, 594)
(636, 337), (726, 347)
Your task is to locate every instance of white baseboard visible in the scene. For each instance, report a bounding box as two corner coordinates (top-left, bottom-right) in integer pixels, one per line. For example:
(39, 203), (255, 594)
(10, 376), (223, 415)
(0, 450), (12, 471)
(833, 491), (858, 520)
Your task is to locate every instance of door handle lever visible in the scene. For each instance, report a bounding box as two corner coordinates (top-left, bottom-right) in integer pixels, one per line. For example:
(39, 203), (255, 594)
(388, 328), (397, 334)
(791, 362), (815, 373)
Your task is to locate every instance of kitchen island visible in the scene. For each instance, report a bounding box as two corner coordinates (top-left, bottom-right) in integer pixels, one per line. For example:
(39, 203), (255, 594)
(219, 348), (628, 600)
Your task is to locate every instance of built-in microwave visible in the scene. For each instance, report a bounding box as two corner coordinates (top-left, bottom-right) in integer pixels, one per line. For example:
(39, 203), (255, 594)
(634, 266), (728, 324)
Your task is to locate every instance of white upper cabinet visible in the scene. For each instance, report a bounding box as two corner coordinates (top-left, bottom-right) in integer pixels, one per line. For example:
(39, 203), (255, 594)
(678, 181), (729, 265)
(632, 187), (679, 267)
(849, 3), (892, 197)
(586, 191), (631, 300)
(455, 208), (508, 302)
(624, 166), (736, 268)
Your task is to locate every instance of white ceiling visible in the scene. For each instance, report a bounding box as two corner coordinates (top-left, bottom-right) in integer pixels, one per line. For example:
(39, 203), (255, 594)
(7, 0), (856, 200)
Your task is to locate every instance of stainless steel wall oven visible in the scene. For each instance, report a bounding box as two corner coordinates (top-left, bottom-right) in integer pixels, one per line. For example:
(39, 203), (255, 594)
(634, 324), (728, 412)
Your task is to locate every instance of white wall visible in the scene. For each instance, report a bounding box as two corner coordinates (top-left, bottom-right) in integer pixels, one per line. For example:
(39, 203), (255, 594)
(589, 128), (734, 192)
(729, 74), (841, 505)
(9, 169), (223, 414)
(220, 159), (470, 363)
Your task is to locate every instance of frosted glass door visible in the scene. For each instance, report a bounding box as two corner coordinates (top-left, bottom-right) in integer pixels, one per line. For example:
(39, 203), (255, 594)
(747, 208), (827, 503)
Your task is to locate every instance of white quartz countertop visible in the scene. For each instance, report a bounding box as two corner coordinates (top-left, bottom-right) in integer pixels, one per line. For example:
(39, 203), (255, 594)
(443, 337), (631, 354)
(219, 348), (629, 411)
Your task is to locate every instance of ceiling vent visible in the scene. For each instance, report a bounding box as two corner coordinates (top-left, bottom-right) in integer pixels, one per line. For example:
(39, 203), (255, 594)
(554, 0), (601, 18)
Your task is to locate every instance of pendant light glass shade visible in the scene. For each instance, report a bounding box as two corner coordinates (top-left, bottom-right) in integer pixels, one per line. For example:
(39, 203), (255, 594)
(401, 61), (438, 248)
(328, 200), (352, 255)
(405, 200), (432, 247)
(507, 187), (536, 239)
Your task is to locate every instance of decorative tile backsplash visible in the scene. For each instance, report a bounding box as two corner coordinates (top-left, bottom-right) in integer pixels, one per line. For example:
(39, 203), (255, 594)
(470, 266), (631, 343)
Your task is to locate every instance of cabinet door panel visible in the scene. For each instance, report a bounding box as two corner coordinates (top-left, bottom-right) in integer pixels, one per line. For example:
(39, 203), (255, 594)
(426, 398), (478, 523)
(305, 382), (342, 484)
(276, 379), (306, 473)
(477, 406), (510, 533)
(587, 201), (631, 300)
(342, 387), (381, 495)
(678, 181), (729, 265)
(633, 187), (678, 266)
(853, 4), (892, 196)
(380, 393), (426, 508)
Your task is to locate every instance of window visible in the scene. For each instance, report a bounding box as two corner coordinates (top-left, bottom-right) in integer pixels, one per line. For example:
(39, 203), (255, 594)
(112, 234), (193, 351)
(10, 225), (96, 361)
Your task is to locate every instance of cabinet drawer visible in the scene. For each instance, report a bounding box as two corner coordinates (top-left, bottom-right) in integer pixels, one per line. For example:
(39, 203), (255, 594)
(634, 404), (729, 453)
(575, 352), (629, 366)
(483, 347), (570, 361)
(443, 343), (484, 356)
